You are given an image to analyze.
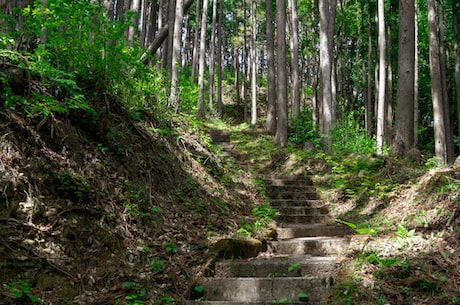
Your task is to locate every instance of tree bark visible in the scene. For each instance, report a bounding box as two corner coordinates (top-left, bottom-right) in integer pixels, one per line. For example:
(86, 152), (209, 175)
(191, 0), (201, 81)
(265, 0), (277, 134)
(453, 1), (460, 151)
(427, 0), (448, 164)
(319, 0), (337, 147)
(217, 0), (223, 116)
(128, 0), (140, 44)
(288, 0), (300, 119)
(275, 0), (288, 146)
(250, 0), (257, 125)
(376, 0), (386, 155)
(393, 0), (415, 156)
(169, 0), (185, 113)
(197, 0), (209, 119)
(208, 0), (217, 112)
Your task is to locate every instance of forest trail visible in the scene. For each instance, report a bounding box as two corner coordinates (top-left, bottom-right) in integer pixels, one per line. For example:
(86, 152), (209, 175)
(186, 130), (354, 304)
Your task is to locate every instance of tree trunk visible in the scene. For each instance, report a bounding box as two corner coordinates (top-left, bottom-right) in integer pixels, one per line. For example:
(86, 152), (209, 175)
(250, 0), (257, 125)
(288, 0), (300, 119)
(319, 0), (337, 147)
(453, 1), (460, 151)
(385, 22), (393, 147)
(217, 0), (223, 116)
(169, 0), (185, 113)
(427, 0), (448, 164)
(265, 0), (277, 134)
(414, 0), (419, 146)
(191, 0), (201, 81)
(275, 0), (288, 147)
(128, 0), (140, 44)
(139, 0), (148, 47)
(197, 0), (209, 119)
(376, 0), (386, 155)
(208, 0), (217, 113)
(365, 3), (373, 136)
(393, 0), (415, 156)
(437, 2), (454, 162)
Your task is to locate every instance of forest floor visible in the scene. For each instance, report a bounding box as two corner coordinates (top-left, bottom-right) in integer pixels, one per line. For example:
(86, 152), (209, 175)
(1, 102), (460, 305)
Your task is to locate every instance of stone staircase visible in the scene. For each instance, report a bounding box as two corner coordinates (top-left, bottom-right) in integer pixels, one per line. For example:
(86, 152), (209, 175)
(186, 131), (353, 305)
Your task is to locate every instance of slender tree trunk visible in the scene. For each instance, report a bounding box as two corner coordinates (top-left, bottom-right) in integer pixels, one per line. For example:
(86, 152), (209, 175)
(265, 0), (277, 134)
(139, 0), (148, 46)
(393, 0), (415, 156)
(385, 22), (393, 147)
(319, 0), (337, 147)
(428, 0), (448, 164)
(128, 0), (140, 44)
(234, 46), (241, 106)
(437, 1), (454, 162)
(414, 0), (419, 146)
(191, 0), (201, 81)
(311, 0), (319, 127)
(453, 1), (460, 151)
(250, 0), (257, 125)
(288, 0), (300, 118)
(366, 3), (373, 136)
(275, 0), (288, 146)
(209, 0), (217, 113)
(197, 0), (209, 119)
(217, 0), (223, 116)
(376, 0), (386, 155)
(169, 0), (184, 113)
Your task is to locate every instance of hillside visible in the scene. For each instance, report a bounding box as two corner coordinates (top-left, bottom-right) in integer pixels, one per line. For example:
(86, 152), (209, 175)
(0, 104), (265, 304)
(1, 101), (460, 305)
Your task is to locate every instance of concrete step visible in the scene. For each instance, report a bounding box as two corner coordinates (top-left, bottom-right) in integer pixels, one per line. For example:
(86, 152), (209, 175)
(266, 185), (317, 195)
(270, 199), (325, 208)
(278, 206), (329, 216)
(263, 176), (313, 186)
(191, 277), (332, 303)
(276, 223), (354, 239)
(215, 256), (341, 278)
(268, 192), (320, 200)
(186, 300), (331, 305)
(276, 215), (330, 224)
(270, 236), (350, 256)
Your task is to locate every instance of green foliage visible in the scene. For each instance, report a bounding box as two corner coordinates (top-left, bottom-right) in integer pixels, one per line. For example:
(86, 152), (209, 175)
(288, 109), (321, 146)
(53, 171), (91, 201)
(5, 280), (43, 303)
(331, 110), (378, 155)
(114, 282), (147, 305)
(334, 219), (378, 235)
(288, 262), (301, 272)
(251, 204), (277, 220)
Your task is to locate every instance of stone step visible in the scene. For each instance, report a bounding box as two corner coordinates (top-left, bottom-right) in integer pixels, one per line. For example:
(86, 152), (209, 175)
(270, 237), (350, 256)
(278, 206), (329, 216)
(266, 185), (317, 194)
(270, 199), (325, 208)
(268, 192), (320, 200)
(276, 215), (329, 224)
(263, 176), (313, 186)
(210, 130), (231, 143)
(191, 277), (332, 303)
(187, 302), (326, 305)
(276, 224), (354, 239)
(215, 256), (340, 278)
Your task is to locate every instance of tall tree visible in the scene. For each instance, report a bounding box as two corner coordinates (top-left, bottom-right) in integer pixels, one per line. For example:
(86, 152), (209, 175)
(170, 0), (185, 113)
(191, 0), (201, 81)
(288, 0), (300, 118)
(393, 0), (415, 155)
(250, 0), (257, 125)
(209, 0), (217, 112)
(454, 1), (460, 151)
(197, 0), (209, 119)
(427, 0), (449, 163)
(217, 0), (224, 116)
(376, 0), (386, 155)
(275, 0), (288, 146)
(265, 0), (277, 134)
(318, 0), (337, 147)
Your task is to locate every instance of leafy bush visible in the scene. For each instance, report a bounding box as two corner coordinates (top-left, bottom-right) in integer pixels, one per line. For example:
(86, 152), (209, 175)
(288, 109), (320, 146)
(331, 110), (378, 155)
